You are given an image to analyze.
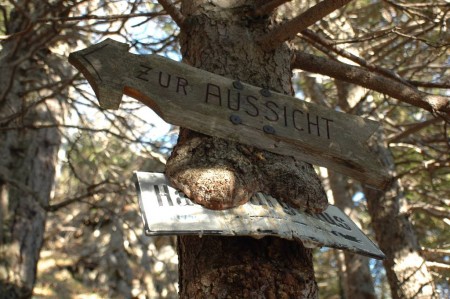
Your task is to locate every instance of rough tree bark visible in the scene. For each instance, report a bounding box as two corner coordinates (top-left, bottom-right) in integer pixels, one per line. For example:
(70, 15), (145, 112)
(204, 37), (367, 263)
(364, 140), (437, 299)
(165, 1), (328, 297)
(0, 2), (65, 297)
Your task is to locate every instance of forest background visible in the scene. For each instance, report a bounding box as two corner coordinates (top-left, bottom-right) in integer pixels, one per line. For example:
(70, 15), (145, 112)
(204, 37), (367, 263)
(0, 0), (449, 298)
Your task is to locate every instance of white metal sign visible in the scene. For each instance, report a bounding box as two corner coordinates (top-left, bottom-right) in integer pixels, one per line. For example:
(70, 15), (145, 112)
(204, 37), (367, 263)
(134, 172), (385, 259)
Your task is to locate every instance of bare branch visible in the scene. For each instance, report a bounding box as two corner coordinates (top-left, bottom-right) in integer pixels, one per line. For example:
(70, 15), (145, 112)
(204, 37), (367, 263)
(46, 192), (94, 212)
(301, 29), (415, 88)
(252, 0), (292, 17)
(35, 12), (166, 23)
(426, 262), (450, 270)
(408, 202), (450, 219)
(421, 248), (450, 257)
(407, 80), (450, 89)
(157, 0), (185, 29)
(292, 51), (450, 119)
(46, 180), (112, 212)
(387, 118), (443, 143)
(259, 0), (353, 49)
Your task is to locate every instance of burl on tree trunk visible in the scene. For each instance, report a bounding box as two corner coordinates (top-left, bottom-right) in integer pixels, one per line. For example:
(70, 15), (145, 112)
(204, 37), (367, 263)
(166, 129), (327, 212)
(165, 3), (328, 214)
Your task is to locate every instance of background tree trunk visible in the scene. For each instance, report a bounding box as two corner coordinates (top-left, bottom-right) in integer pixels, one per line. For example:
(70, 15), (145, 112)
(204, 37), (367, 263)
(171, 1), (321, 297)
(364, 141), (437, 299)
(0, 2), (65, 297)
(302, 74), (377, 299)
(333, 78), (436, 298)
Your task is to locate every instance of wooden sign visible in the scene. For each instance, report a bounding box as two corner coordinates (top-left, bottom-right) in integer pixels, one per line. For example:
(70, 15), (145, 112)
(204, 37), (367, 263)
(69, 39), (390, 189)
(134, 172), (385, 259)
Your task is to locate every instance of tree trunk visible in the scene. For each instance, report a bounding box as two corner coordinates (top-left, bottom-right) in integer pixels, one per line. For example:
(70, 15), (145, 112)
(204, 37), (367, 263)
(178, 236), (317, 298)
(0, 3), (64, 297)
(168, 1), (325, 297)
(333, 79), (436, 298)
(364, 141), (437, 299)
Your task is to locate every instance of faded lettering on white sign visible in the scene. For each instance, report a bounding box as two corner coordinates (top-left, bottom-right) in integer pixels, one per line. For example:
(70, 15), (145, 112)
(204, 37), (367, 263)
(134, 172), (385, 259)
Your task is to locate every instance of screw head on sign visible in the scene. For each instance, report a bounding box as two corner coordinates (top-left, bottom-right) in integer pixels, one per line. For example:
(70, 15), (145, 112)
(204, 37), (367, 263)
(260, 88), (271, 97)
(232, 80), (243, 90)
(230, 114), (242, 125)
(263, 125), (275, 134)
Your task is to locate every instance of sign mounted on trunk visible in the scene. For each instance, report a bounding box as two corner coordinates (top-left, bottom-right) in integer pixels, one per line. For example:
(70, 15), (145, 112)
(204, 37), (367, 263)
(134, 172), (385, 260)
(69, 39), (390, 189)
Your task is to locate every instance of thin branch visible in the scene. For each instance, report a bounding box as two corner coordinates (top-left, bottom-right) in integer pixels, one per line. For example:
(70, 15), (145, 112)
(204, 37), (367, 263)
(407, 80), (450, 89)
(426, 261), (450, 270)
(292, 51), (450, 120)
(392, 27), (450, 48)
(408, 202), (450, 219)
(421, 248), (450, 257)
(46, 191), (95, 212)
(252, 0), (292, 17)
(35, 12), (165, 23)
(46, 180), (112, 212)
(259, 0), (353, 49)
(157, 0), (185, 29)
(2, 10), (167, 41)
(301, 29), (415, 88)
(387, 118), (443, 143)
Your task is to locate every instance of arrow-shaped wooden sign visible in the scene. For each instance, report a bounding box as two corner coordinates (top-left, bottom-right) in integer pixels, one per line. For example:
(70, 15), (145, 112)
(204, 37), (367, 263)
(69, 39), (390, 189)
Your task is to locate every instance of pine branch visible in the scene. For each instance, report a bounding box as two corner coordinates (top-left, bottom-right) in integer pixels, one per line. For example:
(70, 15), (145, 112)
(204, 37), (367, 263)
(157, 0), (185, 29)
(292, 51), (450, 120)
(252, 0), (292, 17)
(259, 0), (353, 49)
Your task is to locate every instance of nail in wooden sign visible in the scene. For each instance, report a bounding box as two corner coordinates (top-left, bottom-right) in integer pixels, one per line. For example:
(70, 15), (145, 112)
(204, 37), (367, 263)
(134, 172), (385, 259)
(69, 39), (390, 189)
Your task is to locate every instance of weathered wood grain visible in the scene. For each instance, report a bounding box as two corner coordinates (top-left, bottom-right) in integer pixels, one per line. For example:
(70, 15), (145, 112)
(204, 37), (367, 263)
(69, 38), (391, 189)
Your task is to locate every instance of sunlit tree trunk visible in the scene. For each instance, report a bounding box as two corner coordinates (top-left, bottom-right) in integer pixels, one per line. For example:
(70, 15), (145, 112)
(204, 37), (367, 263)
(169, 1), (322, 297)
(0, 2), (65, 297)
(364, 141), (437, 299)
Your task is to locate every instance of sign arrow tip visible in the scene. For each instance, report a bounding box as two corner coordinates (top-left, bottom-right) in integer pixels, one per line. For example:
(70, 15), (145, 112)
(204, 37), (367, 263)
(69, 39), (130, 110)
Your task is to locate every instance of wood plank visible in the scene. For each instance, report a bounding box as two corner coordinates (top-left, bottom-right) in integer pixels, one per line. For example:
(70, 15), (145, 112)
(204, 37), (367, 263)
(69, 39), (391, 189)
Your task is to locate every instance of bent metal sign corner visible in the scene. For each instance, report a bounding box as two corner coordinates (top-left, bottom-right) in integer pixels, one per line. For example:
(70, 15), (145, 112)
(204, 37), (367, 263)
(69, 38), (390, 190)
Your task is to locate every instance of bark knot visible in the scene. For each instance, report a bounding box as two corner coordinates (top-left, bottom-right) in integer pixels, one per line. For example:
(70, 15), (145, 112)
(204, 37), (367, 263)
(166, 129), (328, 213)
